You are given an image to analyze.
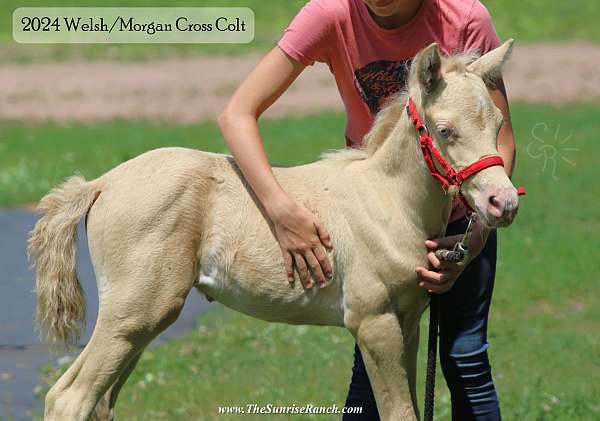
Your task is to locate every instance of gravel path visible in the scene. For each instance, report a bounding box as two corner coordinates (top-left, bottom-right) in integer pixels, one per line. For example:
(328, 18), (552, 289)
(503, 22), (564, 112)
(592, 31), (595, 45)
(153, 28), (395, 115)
(1, 43), (599, 123)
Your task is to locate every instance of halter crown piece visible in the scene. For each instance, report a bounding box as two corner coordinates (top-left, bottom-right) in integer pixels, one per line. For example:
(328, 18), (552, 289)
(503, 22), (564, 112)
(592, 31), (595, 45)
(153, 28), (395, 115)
(406, 97), (525, 212)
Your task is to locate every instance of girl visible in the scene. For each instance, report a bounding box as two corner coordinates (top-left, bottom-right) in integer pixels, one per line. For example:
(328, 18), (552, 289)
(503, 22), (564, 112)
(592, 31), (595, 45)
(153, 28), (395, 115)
(218, 1), (515, 419)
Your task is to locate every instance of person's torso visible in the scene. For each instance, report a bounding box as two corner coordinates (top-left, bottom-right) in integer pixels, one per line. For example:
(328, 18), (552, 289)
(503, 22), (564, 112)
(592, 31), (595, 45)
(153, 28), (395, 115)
(325, 0), (477, 146)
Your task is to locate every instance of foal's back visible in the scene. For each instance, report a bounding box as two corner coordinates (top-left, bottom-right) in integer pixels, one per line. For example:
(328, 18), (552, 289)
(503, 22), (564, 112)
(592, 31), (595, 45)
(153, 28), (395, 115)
(86, 147), (356, 326)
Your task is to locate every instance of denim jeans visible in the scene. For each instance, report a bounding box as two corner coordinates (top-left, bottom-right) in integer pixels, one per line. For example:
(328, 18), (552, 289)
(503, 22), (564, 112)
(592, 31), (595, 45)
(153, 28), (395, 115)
(342, 217), (501, 421)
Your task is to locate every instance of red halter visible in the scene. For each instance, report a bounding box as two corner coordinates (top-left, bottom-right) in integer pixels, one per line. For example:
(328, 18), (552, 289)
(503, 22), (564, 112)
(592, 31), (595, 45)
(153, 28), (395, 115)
(406, 97), (525, 211)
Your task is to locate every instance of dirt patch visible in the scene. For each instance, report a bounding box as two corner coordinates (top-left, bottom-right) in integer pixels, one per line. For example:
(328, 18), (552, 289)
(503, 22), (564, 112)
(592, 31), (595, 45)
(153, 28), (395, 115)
(503, 43), (600, 104)
(527, 298), (587, 320)
(0, 43), (598, 123)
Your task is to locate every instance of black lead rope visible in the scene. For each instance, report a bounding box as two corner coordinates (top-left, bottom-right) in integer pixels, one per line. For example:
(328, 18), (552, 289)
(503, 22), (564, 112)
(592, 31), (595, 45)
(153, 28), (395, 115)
(424, 293), (439, 421)
(424, 213), (476, 420)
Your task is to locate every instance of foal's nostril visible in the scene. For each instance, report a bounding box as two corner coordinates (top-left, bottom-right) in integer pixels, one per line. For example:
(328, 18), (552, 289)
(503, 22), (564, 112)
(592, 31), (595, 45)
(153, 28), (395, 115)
(487, 195), (505, 218)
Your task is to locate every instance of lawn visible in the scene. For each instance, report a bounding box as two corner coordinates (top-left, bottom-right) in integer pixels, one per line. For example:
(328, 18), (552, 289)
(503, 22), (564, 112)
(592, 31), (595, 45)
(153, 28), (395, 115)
(10, 103), (600, 419)
(1, 0), (599, 62)
(0, 113), (344, 207)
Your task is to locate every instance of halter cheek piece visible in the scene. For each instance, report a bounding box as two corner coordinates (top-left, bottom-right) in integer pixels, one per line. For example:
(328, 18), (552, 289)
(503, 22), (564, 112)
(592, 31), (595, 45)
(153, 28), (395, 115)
(406, 97), (526, 212)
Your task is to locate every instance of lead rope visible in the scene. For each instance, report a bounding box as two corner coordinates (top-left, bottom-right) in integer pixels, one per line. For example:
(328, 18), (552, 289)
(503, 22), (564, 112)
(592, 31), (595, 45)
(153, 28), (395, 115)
(424, 293), (439, 421)
(424, 212), (478, 421)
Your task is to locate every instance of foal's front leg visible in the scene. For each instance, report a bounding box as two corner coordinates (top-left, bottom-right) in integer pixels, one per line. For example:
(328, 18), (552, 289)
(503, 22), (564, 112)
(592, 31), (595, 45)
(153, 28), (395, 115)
(354, 313), (418, 420)
(344, 284), (419, 420)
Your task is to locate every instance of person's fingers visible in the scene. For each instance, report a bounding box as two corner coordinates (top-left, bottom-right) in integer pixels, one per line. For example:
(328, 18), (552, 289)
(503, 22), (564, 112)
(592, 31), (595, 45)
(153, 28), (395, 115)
(281, 249), (295, 284)
(416, 266), (458, 288)
(427, 251), (444, 270)
(293, 253), (312, 288)
(304, 250), (327, 288)
(418, 279), (452, 294)
(314, 221), (333, 249)
(313, 245), (333, 282)
(427, 250), (456, 270)
(415, 267), (443, 284)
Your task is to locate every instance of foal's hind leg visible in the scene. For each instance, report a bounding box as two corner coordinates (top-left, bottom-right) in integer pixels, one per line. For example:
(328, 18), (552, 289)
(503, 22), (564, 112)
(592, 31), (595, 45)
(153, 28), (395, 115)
(44, 251), (197, 420)
(44, 325), (143, 421)
(45, 290), (191, 421)
(92, 352), (143, 421)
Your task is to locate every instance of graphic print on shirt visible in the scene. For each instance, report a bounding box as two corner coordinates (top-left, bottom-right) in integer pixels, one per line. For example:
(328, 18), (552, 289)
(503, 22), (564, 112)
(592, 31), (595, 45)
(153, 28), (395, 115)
(353, 58), (412, 115)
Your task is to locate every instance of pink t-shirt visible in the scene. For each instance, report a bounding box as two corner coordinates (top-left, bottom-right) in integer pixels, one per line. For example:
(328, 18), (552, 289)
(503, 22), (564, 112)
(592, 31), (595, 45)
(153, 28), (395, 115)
(278, 0), (501, 148)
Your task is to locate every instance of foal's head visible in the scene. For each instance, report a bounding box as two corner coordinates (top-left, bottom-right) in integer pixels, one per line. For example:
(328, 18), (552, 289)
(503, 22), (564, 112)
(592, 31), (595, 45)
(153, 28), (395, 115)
(409, 40), (519, 228)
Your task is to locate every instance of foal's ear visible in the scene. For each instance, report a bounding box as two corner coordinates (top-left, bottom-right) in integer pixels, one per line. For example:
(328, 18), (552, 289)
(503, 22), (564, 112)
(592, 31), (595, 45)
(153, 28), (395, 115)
(466, 39), (514, 87)
(415, 43), (442, 95)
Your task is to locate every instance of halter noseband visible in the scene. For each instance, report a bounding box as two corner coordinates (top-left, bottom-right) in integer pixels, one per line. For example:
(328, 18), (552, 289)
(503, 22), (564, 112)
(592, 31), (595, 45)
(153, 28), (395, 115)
(406, 97), (525, 211)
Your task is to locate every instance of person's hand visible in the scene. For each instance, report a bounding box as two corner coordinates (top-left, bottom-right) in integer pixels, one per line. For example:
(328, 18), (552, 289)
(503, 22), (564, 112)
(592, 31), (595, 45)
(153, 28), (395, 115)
(268, 194), (333, 289)
(415, 235), (464, 294)
(415, 222), (488, 294)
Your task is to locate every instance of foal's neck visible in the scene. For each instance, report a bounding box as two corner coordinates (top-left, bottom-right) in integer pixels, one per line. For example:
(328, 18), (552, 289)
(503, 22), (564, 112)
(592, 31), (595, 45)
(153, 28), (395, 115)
(365, 110), (452, 235)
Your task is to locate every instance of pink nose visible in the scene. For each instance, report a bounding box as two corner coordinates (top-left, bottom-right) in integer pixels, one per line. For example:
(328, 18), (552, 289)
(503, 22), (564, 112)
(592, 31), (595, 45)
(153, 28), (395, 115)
(488, 196), (506, 217)
(486, 188), (518, 223)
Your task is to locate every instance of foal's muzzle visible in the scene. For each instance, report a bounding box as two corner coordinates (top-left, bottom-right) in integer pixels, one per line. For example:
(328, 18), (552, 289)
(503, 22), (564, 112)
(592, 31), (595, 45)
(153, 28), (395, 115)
(484, 186), (519, 227)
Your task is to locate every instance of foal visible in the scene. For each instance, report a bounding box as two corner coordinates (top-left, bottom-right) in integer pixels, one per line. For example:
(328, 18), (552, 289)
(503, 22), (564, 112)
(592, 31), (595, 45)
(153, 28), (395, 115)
(29, 40), (518, 421)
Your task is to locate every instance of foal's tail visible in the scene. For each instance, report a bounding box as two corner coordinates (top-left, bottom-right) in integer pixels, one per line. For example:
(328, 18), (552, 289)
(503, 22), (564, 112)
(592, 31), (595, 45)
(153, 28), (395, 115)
(27, 176), (101, 348)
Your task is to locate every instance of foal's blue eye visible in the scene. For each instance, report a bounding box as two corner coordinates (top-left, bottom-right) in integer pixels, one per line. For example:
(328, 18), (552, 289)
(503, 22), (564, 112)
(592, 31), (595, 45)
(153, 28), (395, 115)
(438, 127), (454, 139)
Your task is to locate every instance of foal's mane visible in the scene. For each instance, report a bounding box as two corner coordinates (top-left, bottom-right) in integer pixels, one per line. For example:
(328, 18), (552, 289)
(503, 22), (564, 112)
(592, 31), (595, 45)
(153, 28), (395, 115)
(322, 51), (480, 162)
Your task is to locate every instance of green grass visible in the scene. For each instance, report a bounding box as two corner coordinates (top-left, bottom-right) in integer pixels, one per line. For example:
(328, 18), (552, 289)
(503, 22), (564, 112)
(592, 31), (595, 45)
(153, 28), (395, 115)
(106, 309), (355, 421)
(1, 0), (599, 63)
(0, 114), (343, 207)
(486, 0), (600, 43)
(17, 104), (600, 419)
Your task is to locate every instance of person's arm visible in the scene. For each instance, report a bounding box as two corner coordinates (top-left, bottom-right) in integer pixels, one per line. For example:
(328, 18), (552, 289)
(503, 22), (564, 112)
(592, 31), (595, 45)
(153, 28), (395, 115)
(491, 80), (516, 177)
(218, 47), (333, 289)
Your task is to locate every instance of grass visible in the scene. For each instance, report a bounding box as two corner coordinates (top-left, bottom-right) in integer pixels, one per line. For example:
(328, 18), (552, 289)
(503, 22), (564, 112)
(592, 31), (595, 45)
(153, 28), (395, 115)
(486, 0), (600, 44)
(0, 114), (343, 207)
(16, 103), (600, 420)
(1, 0), (599, 63)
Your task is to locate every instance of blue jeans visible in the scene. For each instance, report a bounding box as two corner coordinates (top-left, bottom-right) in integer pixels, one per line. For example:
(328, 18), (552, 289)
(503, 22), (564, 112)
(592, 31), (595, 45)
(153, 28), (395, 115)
(343, 217), (501, 420)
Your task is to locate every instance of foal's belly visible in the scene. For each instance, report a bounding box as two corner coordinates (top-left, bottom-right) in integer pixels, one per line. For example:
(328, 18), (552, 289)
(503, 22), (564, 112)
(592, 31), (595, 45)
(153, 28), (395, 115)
(195, 267), (346, 327)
